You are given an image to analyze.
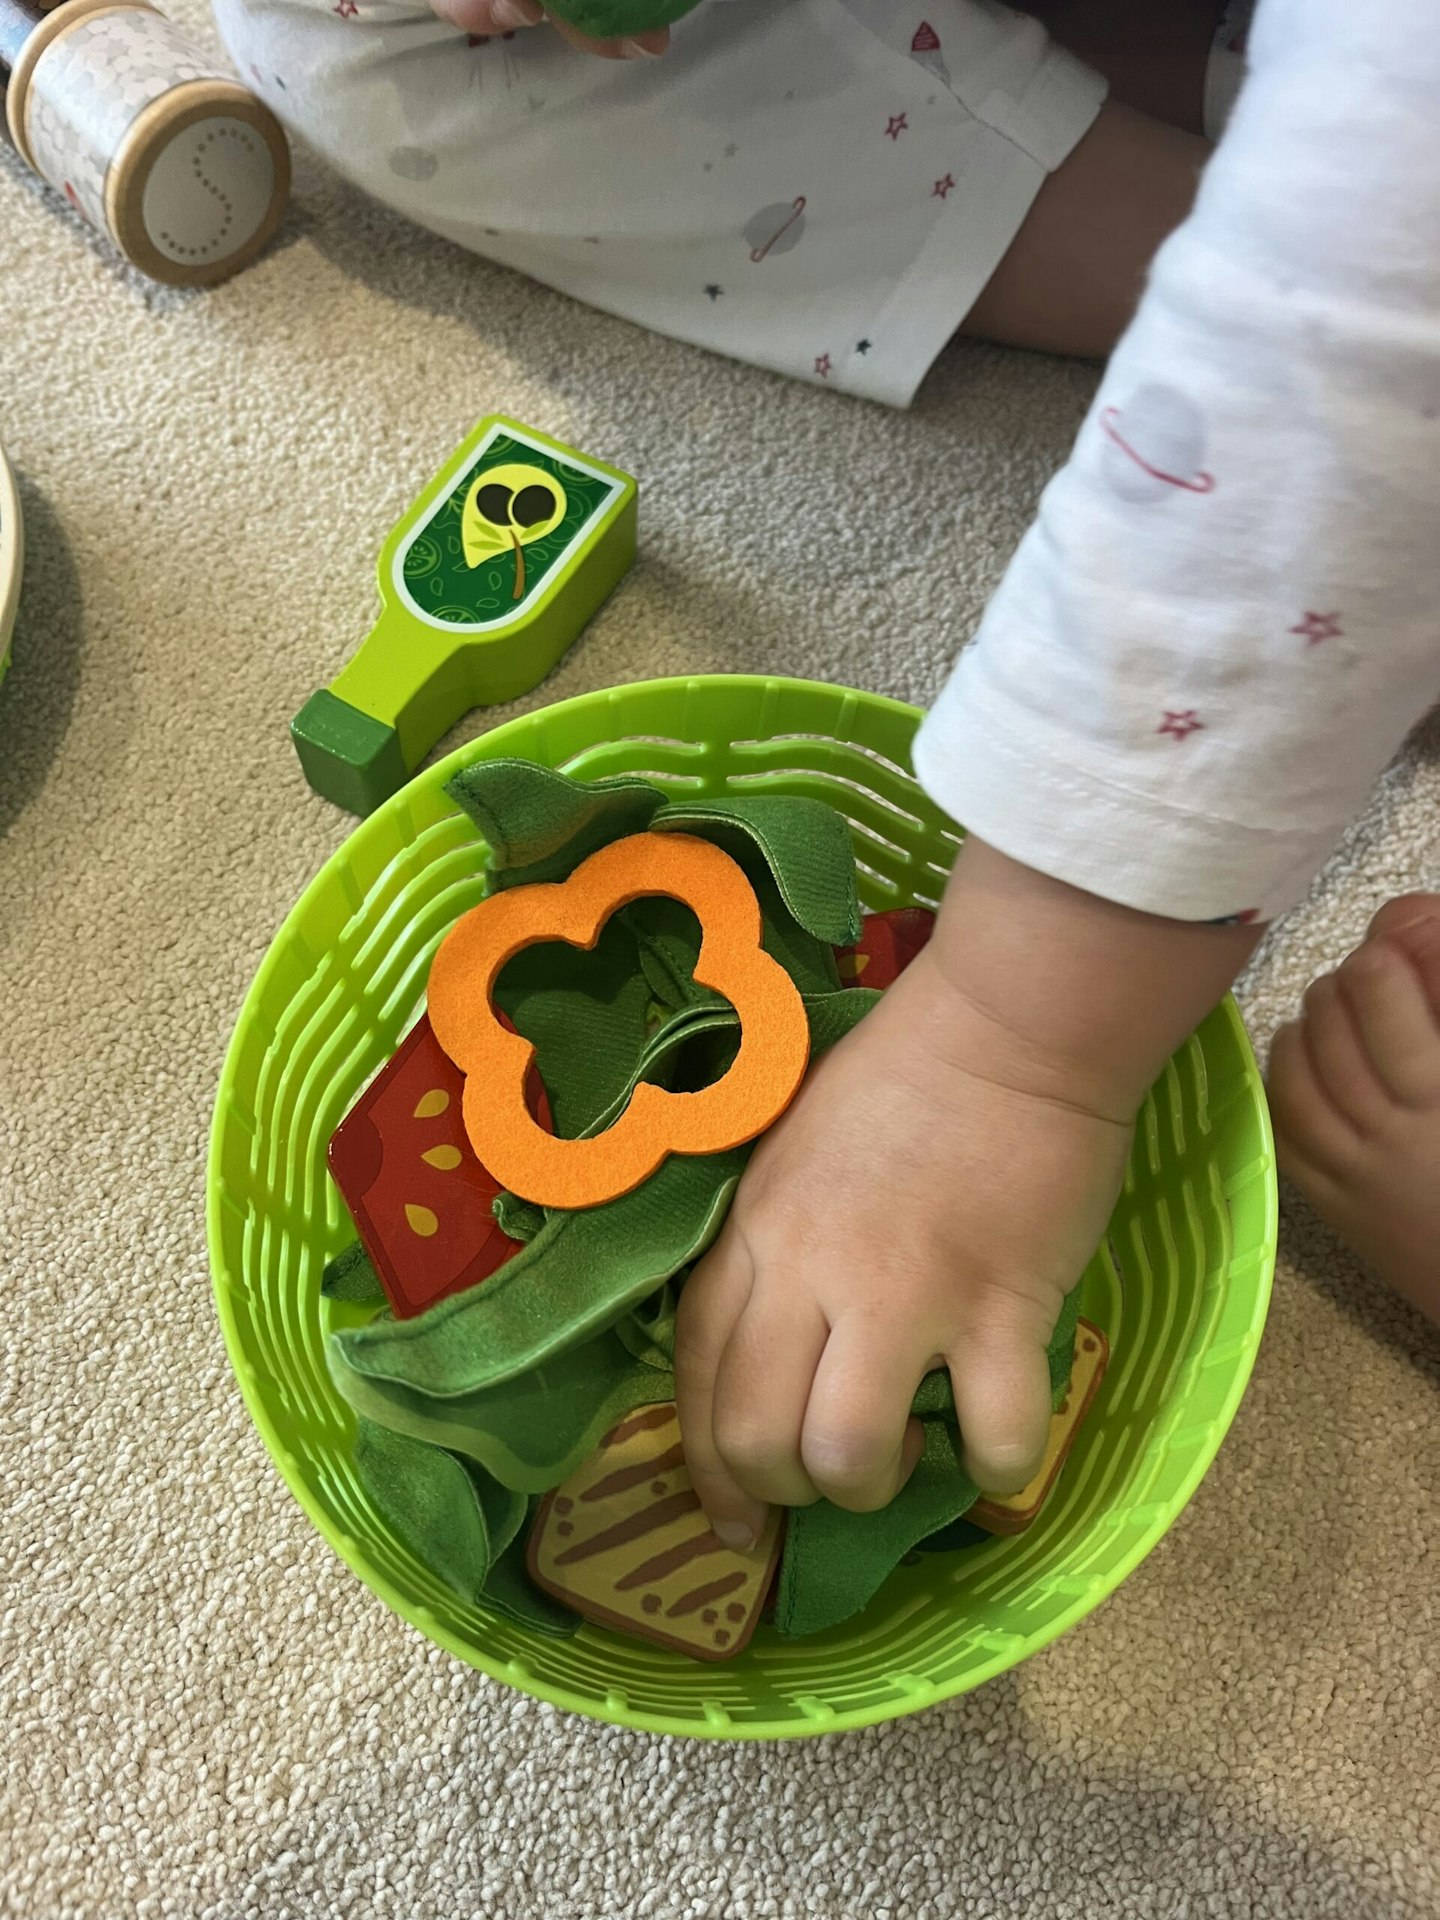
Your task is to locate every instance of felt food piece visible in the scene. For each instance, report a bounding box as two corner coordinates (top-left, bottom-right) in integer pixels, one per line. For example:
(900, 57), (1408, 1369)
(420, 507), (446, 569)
(444, 761), (862, 949)
(545, 0), (701, 37)
(329, 1143), (747, 1401)
(327, 1014), (551, 1319)
(528, 1403), (783, 1660)
(970, 1321), (1109, 1535)
(835, 907), (937, 991)
(653, 797), (863, 949)
(446, 759), (666, 893)
(354, 1416), (527, 1589)
(427, 832), (811, 1210)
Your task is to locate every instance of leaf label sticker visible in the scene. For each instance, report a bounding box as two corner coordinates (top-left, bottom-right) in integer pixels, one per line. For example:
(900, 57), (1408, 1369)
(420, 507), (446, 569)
(390, 422), (625, 634)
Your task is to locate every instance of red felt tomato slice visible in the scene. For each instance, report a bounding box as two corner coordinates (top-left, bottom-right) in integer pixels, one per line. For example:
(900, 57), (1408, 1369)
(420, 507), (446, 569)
(327, 1013), (551, 1319)
(833, 907), (936, 992)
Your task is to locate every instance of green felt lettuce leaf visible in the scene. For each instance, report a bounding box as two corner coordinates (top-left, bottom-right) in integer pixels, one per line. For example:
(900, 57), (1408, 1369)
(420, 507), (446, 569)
(321, 1241), (385, 1305)
(352, 1416), (527, 1601)
(492, 1190), (545, 1243)
(653, 795), (862, 948)
(775, 1419), (980, 1637)
(617, 1281), (679, 1371)
(494, 913), (654, 1139)
(328, 1145), (746, 1401)
(482, 1503), (580, 1637)
(353, 1423), (578, 1633)
(445, 758), (665, 889)
(338, 1320), (678, 1492)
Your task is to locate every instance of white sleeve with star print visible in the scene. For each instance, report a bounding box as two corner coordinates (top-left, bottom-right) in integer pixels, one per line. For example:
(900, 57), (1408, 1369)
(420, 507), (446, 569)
(913, 0), (1440, 925)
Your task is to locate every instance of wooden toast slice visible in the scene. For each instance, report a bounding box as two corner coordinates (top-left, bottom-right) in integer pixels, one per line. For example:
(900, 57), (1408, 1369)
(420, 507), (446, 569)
(528, 1403), (783, 1660)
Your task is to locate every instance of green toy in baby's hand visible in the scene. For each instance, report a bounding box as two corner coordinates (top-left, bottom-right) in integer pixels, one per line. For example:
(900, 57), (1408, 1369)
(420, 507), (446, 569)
(545, 0), (701, 36)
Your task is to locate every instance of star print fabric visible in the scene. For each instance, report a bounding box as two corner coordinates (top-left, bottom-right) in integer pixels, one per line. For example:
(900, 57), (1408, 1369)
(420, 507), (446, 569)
(209, 0), (1103, 406)
(915, 0), (1440, 923)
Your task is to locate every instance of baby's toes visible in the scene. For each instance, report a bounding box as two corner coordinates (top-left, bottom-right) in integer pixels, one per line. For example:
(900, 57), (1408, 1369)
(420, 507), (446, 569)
(1268, 1015), (1361, 1184)
(1367, 893), (1440, 1010)
(1335, 918), (1440, 1111)
(1291, 971), (1392, 1135)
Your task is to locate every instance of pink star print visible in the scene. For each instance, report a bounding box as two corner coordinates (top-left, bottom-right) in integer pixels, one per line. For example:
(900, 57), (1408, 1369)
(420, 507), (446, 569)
(1158, 710), (1204, 742)
(932, 173), (956, 200)
(814, 354), (833, 379)
(333, 0), (358, 15)
(1290, 610), (1342, 645)
(885, 114), (908, 140)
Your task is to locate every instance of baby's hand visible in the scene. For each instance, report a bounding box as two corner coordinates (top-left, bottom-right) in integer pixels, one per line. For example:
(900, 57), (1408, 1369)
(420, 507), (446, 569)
(675, 946), (1132, 1544)
(428, 0), (670, 59)
(675, 838), (1262, 1548)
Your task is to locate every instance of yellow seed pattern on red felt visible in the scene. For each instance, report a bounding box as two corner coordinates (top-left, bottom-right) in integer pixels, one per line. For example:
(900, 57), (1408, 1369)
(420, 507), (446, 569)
(421, 1144), (462, 1170)
(413, 1088), (449, 1119)
(405, 1204), (439, 1237)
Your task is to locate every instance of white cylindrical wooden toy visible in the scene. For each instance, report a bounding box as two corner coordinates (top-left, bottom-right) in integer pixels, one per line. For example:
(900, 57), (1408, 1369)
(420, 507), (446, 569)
(1, 0), (289, 287)
(0, 437), (22, 691)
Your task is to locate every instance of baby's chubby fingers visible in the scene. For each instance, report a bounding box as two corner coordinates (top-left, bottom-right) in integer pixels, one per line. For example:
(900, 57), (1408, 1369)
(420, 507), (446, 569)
(674, 1224), (771, 1551)
(800, 1316), (929, 1512)
(710, 1287), (828, 1511)
(948, 1299), (1056, 1496)
(430, 0), (543, 35)
(427, 0), (669, 56)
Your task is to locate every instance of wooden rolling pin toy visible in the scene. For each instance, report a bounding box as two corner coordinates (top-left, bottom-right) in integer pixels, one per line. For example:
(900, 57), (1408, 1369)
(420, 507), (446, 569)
(1, 0), (289, 286)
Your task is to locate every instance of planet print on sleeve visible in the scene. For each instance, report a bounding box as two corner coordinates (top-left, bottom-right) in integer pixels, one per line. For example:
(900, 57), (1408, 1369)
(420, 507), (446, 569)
(1098, 385), (1216, 502)
(744, 196), (807, 262)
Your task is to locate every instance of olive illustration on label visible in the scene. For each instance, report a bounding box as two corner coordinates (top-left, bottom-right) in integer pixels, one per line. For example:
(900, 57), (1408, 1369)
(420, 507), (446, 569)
(461, 462), (569, 599)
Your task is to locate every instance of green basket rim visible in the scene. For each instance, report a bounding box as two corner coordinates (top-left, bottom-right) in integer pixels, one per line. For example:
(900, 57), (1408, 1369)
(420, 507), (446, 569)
(207, 671), (1278, 1740)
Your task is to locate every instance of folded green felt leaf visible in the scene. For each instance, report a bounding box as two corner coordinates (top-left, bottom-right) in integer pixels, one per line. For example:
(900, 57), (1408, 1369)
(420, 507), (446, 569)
(654, 795), (862, 949)
(328, 1146), (746, 1401)
(321, 1241), (385, 1306)
(775, 1419), (979, 1638)
(352, 1424), (579, 1634)
(337, 1320), (678, 1492)
(445, 758), (665, 890)
(495, 914), (655, 1139)
(481, 1502), (580, 1638)
(352, 1416), (527, 1601)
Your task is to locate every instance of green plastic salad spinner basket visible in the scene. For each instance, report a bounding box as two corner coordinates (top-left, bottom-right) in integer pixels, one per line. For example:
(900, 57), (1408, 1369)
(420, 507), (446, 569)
(208, 674), (1277, 1740)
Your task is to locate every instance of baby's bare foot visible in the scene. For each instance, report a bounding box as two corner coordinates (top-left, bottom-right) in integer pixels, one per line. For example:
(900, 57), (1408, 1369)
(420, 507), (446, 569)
(1268, 895), (1440, 1324)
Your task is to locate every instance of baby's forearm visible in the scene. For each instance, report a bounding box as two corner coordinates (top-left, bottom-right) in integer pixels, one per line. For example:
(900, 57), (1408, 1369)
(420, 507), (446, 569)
(925, 838), (1262, 1123)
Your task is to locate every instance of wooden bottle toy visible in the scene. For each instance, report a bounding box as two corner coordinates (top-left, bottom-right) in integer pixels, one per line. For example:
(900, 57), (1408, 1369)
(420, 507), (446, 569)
(291, 416), (638, 817)
(1, 0), (289, 287)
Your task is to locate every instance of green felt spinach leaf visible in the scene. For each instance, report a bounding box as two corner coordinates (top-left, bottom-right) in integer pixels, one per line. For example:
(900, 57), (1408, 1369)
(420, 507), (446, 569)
(321, 1241), (385, 1306)
(445, 758), (665, 889)
(654, 795), (862, 948)
(352, 1416), (527, 1602)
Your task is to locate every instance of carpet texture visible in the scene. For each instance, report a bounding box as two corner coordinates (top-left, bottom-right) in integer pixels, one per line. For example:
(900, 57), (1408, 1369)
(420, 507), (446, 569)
(2, 10), (1437, 1912)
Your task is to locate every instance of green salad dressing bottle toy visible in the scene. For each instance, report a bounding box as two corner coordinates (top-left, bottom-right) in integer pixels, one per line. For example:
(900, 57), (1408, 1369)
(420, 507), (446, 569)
(291, 416), (637, 816)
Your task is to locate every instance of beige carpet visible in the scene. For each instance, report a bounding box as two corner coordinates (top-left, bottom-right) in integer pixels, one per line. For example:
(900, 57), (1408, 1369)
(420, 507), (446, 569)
(3, 11), (1438, 1912)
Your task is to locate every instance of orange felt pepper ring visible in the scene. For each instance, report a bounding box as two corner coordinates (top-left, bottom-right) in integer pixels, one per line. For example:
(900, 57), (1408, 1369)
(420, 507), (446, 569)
(427, 832), (812, 1210)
